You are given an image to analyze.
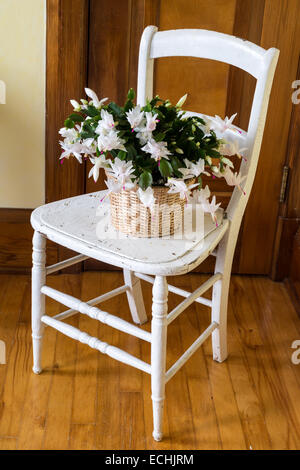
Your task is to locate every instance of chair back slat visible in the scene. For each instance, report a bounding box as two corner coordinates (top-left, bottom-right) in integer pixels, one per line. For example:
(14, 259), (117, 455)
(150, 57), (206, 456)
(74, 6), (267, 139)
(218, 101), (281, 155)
(149, 29), (266, 78)
(137, 25), (279, 226)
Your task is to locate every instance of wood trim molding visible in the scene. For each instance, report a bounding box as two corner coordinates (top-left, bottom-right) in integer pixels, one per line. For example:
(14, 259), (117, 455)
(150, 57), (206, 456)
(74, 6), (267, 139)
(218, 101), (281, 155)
(271, 54), (300, 280)
(0, 209), (57, 274)
(46, 0), (89, 203)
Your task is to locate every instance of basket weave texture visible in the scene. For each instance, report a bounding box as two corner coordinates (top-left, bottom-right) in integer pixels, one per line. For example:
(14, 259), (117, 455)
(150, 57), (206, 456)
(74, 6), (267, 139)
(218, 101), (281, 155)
(107, 173), (195, 238)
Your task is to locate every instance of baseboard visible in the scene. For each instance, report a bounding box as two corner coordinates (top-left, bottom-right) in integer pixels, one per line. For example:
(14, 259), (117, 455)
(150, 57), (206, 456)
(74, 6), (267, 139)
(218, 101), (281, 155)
(0, 208), (57, 274)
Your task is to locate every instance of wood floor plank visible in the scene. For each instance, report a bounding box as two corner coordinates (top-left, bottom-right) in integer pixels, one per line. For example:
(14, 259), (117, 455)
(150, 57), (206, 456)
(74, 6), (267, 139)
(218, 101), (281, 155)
(1, 272), (300, 449)
(164, 276), (197, 449)
(0, 276), (28, 404)
(191, 275), (247, 450)
(176, 275), (221, 450)
(17, 275), (61, 449)
(227, 287), (272, 450)
(95, 272), (122, 450)
(69, 424), (96, 450)
(119, 392), (146, 450)
(42, 274), (81, 450)
(231, 276), (299, 449)
(245, 277), (300, 448)
(0, 436), (17, 450)
(0, 281), (32, 437)
(72, 272), (101, 425)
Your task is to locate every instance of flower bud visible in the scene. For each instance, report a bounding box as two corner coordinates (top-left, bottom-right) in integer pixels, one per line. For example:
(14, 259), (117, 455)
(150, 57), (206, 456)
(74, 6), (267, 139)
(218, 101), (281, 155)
(176, 93), (188, 108)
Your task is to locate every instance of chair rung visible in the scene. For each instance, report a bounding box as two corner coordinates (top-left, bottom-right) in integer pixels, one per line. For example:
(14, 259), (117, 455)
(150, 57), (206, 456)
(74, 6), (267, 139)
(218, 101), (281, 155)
(134, 272), (212, 308)
(41, 285), (151, 343)
(41, 315), (151, 374)
(167, 273), (222, 325)
(46, 254), (88, 274)
(53, 285), (129, 322)
(165, 321), (218, 383)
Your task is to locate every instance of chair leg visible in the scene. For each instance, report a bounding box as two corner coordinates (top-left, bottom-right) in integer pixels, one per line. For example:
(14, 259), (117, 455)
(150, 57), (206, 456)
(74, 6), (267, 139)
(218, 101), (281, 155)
(32, 231), (46, 374)
(211, 232), (233, 363)
(211, 277), (229, 362)
(123, 269), (148, 324)
(151, 275), (168, 441)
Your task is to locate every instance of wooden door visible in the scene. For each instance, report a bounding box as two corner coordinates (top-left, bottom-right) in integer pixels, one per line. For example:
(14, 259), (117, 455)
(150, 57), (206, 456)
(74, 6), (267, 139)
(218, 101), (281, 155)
(46, 0), (300, 275)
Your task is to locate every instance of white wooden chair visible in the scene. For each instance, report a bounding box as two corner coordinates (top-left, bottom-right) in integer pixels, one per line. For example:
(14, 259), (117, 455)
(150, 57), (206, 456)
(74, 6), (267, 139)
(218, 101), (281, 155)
(31, 27), (279, 441)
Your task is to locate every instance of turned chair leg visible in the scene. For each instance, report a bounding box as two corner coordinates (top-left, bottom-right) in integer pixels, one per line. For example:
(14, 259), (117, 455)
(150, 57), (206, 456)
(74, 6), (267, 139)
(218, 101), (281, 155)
(151, 275), (168, 441)
(123, 269), (148, 325)
(211, 233), (233, 363)
(211, 277), (229, 362)
(32, 231), (46, 374)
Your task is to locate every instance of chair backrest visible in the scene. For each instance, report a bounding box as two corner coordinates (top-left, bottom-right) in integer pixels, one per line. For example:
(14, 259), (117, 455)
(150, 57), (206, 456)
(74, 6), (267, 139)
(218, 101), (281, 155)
(137, 26), (279, 226)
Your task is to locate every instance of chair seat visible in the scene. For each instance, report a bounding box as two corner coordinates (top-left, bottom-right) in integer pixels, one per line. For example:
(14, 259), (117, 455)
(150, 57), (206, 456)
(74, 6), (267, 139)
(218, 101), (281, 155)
(31, 191), (229, 276)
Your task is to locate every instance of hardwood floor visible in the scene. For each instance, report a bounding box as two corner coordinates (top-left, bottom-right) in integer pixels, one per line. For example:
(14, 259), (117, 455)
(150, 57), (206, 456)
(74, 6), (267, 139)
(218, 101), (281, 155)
(0, 272), (299, 450)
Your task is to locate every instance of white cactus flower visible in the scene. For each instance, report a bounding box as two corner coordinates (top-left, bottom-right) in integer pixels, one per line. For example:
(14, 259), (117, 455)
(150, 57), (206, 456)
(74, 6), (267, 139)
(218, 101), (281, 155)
(223, 166), (247, 194)
(137, 187), (156, 211)
(106, 157), (135, 187)
(88, 155), (109, 182)
(145, 112), (158, 132)
(126, 105), (144, 129)
(84, 88), (108, 108)
(222, 139), (248, 160)
(141, 139), (172, 162)
(210, 113), (237, 133)
(201, 195), (221, 226)
(97, 130), (126, 153)
(59, 141), (84, 163)
(178, 158), (210, 179)
(95, 109), (116, 134)
(166, 178), (198, 200)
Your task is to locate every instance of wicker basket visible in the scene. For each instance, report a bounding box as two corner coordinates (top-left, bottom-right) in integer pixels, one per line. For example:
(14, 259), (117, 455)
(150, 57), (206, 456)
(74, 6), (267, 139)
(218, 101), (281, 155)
(107, 174), (196, 238)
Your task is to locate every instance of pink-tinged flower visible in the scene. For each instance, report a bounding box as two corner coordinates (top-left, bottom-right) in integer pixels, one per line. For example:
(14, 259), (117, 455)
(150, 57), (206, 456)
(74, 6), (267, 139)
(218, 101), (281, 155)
(223, 166), (247, 194)
(97, 130), (126, 153)
(84, 88), (108, 108)
(95, 109), (116, 134)
(166, 178), (199, 201)
(210, 113), (237, 133)
(99, 179), (123, 202)
(137, 187), (156, 211)
(145, 112), (158, 132)
(141, 139), (172, 162)
(222, 139), (248, 160)
(179, 158), (210, 179)
(126, 105), (144, 129)
(198, 185), (211, 203)
(88, 155), (109, 182)
(201, 195), (221, 226)
(106, 157), (135, 187)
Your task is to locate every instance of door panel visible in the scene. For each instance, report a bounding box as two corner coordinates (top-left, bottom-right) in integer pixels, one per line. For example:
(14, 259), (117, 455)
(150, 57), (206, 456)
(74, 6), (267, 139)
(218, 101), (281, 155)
(46, 0), (300, 274)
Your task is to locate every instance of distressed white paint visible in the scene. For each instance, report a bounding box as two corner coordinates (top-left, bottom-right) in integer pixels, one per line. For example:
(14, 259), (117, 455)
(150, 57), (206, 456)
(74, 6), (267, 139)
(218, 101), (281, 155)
(31, 27), (278, 441)
(32, 231), (46, 374)
(123, 269), (148, 325)
(41, 315), (151, 374)
(134, 272), (212, 307)
(151, 276), (168, 441)
(41, 285), (151, 343)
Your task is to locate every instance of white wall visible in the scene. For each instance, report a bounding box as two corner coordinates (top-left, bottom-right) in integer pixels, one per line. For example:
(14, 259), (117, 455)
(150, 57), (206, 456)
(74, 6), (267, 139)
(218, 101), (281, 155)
(0, 0), (46, 208)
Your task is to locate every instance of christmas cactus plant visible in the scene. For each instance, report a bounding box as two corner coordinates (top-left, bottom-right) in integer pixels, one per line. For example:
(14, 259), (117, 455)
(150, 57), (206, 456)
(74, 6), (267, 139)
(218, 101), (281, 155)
(59, 88), (246, 223)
